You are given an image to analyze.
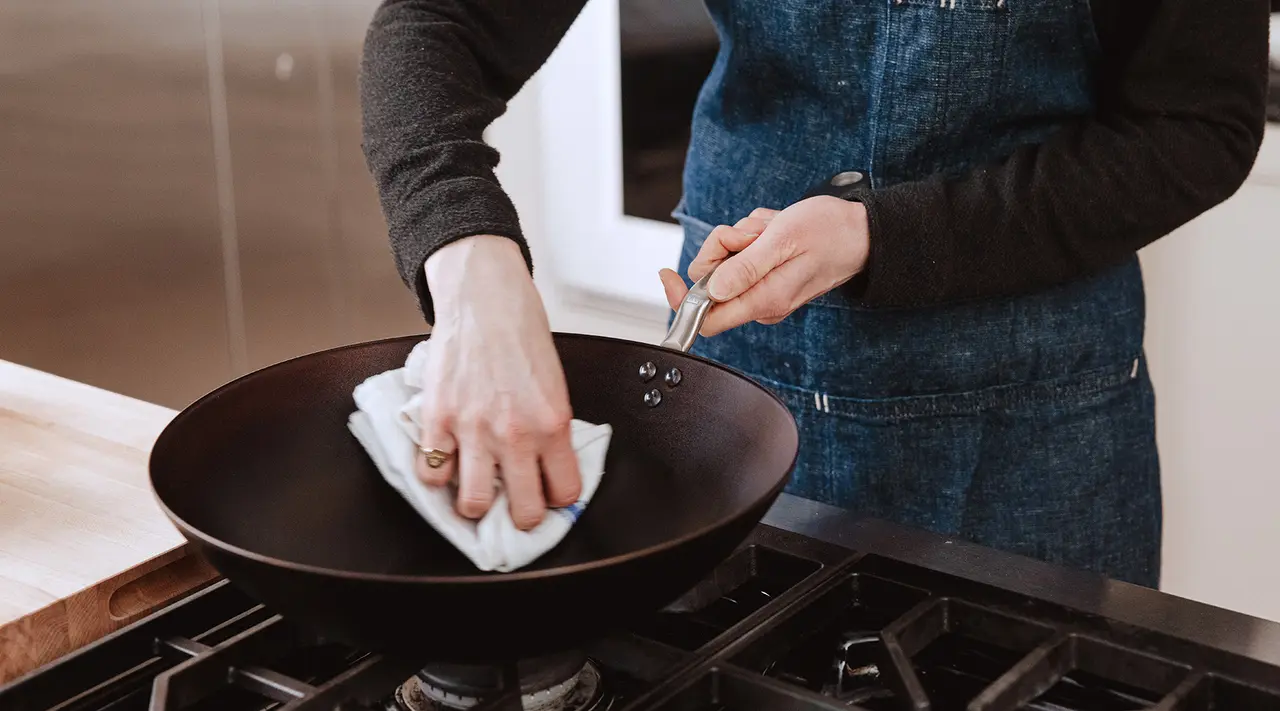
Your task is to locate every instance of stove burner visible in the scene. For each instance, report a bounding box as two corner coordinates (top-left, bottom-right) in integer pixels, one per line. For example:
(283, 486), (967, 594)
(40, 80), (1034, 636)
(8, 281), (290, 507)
(831, 632), (894, 705)
(419, 650), (587, 699)
(395, 653), (606, 711)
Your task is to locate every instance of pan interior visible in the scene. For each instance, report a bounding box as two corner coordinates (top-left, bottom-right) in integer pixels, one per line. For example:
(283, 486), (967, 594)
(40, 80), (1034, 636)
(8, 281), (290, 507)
(150, 335), (798, 578)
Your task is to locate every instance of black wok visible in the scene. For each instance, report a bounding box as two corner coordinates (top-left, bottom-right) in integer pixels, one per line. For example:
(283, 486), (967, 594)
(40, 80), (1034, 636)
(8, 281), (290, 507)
(149, 276), (799, 662)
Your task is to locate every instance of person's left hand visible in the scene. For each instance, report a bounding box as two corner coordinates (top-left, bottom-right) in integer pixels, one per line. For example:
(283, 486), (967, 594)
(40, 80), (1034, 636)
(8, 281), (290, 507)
(659, 196), (870, 337)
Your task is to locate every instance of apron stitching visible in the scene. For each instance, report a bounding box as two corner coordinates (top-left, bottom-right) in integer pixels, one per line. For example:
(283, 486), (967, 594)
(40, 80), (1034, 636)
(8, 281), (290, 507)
(753, 361), (1138, 420)
(868, 0), (898, 182)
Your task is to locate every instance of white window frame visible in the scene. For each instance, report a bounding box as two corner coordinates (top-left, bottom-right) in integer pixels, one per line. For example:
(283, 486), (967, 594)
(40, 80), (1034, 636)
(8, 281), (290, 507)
(532, 0), (686, 323)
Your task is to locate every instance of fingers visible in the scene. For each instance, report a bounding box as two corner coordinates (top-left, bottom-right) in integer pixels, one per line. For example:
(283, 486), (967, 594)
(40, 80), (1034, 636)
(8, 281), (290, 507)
(448, 430), (582, 529)
(540, 424), (583, 508)
(499, 447), (546, 531)
(503, 414), (578, 528)
(455, 438), (497, 520)
(435, 401), (580, 529)
(659, 268), (689, 312)
(735, 208), (779, 238)
(687, 208), (778, 281)
(688, 226), (756, 282)
(746, 206), (781, 222)
(706, 225), (795, 302)
(733, 214), (772, 240)
(415, 407), (458, 487)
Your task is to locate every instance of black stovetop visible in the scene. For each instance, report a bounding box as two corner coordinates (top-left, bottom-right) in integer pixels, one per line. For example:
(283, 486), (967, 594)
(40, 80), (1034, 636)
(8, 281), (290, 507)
(5, 493), (1280, 711)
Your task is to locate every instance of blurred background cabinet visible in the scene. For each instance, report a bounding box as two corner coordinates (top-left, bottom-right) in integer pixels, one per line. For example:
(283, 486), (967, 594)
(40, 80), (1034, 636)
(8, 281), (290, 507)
(0, 0), (423, 409)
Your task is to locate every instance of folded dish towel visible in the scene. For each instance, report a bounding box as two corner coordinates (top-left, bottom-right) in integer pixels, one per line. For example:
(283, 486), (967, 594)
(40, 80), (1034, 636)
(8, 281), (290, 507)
(347, 341), (612, 573)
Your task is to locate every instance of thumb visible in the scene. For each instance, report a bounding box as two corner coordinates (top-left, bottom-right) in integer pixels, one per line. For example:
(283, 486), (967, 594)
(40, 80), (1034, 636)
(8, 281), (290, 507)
(658, 268), (688, 311)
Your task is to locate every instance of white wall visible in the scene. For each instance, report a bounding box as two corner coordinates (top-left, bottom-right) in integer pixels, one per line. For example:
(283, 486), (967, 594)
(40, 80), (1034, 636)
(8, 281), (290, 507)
(490, 70), (1280, 621)
(1142, 134), (1280, 622)
(488, 75), (668, 345)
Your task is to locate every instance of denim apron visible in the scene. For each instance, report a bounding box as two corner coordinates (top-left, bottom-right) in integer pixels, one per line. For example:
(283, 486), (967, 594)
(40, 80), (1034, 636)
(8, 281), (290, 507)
(673, 0), (1161, 587)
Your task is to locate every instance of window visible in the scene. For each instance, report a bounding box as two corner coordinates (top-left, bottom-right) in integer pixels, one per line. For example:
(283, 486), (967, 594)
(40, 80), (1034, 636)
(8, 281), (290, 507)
(618, 0), (718, 224)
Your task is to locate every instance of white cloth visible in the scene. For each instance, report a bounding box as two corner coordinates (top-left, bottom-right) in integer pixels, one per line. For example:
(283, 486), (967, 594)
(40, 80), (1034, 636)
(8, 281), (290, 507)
(347, 341), (612, 573)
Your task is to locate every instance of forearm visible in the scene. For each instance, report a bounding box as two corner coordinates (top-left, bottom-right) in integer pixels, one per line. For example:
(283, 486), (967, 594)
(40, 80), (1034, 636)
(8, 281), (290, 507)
(359, 0), (587, 321)
(853, 0), (1270, 308)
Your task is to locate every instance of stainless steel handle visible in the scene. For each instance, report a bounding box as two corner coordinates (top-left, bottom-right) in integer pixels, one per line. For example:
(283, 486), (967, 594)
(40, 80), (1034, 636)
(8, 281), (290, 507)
(659, 267), (717, 353)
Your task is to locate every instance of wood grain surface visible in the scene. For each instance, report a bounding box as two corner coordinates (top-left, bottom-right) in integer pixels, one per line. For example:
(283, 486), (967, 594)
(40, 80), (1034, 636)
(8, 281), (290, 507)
(0, 359), (219, 684)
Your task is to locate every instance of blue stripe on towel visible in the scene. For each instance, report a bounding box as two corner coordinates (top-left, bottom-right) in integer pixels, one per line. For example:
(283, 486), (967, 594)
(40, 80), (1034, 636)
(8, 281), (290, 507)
(559, 501), (584, 523)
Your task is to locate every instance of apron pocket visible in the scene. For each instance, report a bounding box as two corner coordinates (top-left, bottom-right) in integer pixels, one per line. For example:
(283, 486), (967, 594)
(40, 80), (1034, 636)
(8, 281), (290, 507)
(750, 356), (1143, 424)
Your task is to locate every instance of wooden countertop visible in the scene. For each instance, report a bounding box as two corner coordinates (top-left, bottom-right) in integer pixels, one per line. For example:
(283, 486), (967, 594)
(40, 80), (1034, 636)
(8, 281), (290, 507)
(0, 359), (218, 683)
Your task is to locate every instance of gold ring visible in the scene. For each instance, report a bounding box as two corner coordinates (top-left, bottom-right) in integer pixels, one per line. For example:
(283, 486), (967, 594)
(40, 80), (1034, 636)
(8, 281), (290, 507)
(418, 446), (452, 469)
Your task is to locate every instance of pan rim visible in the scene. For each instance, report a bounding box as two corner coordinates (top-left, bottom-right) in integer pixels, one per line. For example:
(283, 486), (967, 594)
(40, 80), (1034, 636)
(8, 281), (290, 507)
(149, 332), (800, 585)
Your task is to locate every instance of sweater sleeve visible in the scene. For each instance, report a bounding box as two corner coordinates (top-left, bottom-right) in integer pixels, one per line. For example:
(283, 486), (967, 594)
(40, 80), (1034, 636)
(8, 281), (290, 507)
(853, 0), (1272, 308)
(359, 0), (588, 323)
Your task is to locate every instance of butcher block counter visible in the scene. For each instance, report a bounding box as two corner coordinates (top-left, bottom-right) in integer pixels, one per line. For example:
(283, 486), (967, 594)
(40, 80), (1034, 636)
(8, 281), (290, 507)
(0, 359), (218, 683)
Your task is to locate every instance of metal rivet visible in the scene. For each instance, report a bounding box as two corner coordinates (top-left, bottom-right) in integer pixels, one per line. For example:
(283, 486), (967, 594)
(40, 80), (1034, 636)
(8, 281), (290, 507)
(643, 389), (662, 407)
(639, 362), (656, 381)
(664, 368), (682, 388)
(831, 171), (864, 187)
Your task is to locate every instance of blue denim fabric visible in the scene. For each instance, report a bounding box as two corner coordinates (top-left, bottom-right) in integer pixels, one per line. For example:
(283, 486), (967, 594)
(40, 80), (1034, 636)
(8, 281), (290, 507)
(673, 0), (1161, 587)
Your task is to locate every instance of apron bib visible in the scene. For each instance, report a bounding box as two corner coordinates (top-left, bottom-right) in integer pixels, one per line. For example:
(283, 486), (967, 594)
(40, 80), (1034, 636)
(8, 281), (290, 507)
(674, 0), (1161, 586)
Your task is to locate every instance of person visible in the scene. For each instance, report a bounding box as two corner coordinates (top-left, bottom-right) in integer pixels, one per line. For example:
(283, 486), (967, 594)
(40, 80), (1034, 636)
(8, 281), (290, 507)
(358, 0), (1270, 587)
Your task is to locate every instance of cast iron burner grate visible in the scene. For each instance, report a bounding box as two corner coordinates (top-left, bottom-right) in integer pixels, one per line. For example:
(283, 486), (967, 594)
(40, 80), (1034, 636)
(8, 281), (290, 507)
(642, 556), (1280, 711)
(6, 521), (1280, 711)
(0, 527), (839, 711)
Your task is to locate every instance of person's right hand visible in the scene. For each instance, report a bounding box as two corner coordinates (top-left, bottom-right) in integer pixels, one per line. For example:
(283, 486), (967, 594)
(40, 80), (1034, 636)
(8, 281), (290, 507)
(415, 235), (581, 530)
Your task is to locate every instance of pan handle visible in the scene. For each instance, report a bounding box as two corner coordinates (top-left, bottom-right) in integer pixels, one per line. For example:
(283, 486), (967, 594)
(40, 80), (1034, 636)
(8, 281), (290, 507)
(659, 265), (718, 353)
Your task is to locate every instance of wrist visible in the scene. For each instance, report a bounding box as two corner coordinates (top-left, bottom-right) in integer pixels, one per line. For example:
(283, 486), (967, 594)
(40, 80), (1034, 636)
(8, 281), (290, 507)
(425, 235), (529, 309)
(822, 197), (871, 279)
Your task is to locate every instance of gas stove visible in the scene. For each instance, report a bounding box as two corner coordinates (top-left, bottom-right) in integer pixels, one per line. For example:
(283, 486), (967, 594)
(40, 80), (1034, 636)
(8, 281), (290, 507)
(5, 494), (1280, 711)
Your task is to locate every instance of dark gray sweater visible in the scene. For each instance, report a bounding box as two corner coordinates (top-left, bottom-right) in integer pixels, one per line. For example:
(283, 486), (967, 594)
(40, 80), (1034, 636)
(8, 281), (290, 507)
(358, 0), (1271, 323)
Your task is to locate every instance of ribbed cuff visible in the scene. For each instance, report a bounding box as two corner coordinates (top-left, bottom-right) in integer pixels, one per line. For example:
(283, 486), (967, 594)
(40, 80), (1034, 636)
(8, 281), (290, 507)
(854, 184), (954, 308)
(387, 176), (533, 324)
